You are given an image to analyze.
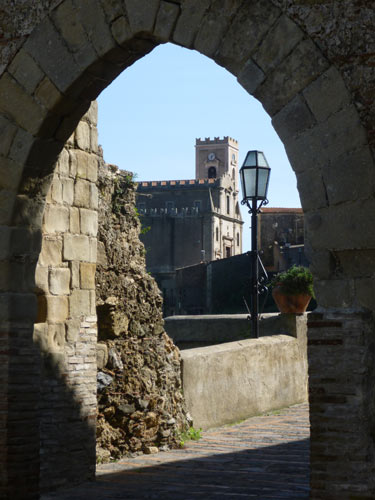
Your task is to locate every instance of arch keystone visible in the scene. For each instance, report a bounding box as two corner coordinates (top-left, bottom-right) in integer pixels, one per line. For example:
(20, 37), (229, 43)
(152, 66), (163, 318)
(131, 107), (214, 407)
(124, 0), (160, 35)
(194, 0), (243, 58)
(173, 0), (210, 48)
(154, 1), (180, 41)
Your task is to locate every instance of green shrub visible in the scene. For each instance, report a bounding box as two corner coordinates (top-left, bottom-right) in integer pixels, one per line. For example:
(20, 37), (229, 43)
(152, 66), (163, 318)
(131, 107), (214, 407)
(271, 265), (314, 298)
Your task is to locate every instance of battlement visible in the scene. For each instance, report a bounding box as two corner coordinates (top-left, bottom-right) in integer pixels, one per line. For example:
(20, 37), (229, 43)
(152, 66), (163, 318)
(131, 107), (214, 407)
(195, 136), (238, 146)
(138, 206), (204, 217)
(136, 178), (217, 189)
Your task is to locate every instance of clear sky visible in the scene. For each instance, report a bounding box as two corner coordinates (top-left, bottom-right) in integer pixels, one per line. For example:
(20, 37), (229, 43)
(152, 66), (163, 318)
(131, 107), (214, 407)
(97, 43), (301, 251)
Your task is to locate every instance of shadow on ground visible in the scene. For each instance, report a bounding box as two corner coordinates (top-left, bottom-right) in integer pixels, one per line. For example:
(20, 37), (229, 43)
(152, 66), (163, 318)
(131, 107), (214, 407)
(42, 439), (310, 500)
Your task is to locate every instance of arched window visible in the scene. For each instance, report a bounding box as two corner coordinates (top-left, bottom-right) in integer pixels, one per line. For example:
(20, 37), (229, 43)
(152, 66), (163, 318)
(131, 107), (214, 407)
(215, 227), (219, 242)
(226, 195), (230, 214)
(208, 166), (217, 179)
(237, 232), (240, 246)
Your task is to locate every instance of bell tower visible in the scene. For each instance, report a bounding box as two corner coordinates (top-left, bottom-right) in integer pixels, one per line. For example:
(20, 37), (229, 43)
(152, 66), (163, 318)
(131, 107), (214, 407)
(195, 136), (239, 186)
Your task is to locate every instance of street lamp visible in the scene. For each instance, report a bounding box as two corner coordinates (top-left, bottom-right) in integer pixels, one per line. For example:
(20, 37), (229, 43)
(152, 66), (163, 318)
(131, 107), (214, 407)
(240, 151), (271, 338)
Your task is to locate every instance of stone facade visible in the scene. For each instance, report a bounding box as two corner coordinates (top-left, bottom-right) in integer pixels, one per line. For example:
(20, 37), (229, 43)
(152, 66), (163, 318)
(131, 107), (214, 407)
(33, 104), (99, 493)
(0, 2), (375, 499)
(136, 137), (243, 316)
(136, 137), (243, 269)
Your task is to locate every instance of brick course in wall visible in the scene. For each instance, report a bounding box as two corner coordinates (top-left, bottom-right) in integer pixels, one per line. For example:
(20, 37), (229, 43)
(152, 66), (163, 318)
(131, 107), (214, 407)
(34, 103), (99, 492)
(308, 310), (375, 499)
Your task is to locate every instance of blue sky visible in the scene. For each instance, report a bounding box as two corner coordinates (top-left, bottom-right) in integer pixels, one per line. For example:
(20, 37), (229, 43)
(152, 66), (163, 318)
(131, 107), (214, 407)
(97, 43), (301, 251)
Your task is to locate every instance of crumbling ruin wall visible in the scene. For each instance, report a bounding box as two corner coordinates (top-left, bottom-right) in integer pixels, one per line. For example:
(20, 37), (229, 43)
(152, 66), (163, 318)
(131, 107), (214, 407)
(95, 161), (188, 460)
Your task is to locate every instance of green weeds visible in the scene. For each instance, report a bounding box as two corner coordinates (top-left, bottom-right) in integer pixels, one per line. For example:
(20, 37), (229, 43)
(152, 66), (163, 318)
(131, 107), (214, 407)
(179, 426), (202, 448)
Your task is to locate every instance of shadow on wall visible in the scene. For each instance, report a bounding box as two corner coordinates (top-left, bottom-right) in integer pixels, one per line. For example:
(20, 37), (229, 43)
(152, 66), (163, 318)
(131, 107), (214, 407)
(32, 334), (96, 494)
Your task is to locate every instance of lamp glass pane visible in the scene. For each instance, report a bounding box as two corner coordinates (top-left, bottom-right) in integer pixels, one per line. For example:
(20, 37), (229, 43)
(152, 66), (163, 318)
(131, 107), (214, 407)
(257, 152), (269, 167)
(243, 151), (257, 167)
(241, 167), (257, 198)
(258, 167), (270, 198)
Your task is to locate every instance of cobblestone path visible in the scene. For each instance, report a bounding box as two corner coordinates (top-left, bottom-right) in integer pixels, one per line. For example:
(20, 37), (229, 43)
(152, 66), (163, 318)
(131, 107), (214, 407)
(43, 403), (310, 500)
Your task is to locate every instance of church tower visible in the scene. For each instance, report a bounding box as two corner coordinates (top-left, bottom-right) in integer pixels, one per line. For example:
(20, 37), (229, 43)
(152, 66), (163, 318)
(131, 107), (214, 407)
(194, 136), (242, 261)
(195, 136), (239, 187)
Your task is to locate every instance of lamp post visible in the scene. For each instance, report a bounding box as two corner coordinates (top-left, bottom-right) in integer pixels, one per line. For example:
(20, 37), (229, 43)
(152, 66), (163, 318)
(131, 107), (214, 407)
(240, 151), (271, 338)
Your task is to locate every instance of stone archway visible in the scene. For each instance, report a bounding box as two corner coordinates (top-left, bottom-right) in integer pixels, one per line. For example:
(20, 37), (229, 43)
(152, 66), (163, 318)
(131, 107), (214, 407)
(1, 1), (374, 498)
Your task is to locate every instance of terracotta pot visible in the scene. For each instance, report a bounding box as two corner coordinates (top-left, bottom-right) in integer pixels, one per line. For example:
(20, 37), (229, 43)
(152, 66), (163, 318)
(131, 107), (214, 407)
(272, 286), (312, 314)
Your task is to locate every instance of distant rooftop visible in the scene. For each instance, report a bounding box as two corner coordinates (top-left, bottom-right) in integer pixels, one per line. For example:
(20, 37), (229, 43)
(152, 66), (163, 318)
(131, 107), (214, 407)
(260, 207), (303, 214)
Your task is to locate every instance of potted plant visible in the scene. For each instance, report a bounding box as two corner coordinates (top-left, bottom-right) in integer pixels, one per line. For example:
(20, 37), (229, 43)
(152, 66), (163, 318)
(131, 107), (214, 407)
(271, 265), (314, 314)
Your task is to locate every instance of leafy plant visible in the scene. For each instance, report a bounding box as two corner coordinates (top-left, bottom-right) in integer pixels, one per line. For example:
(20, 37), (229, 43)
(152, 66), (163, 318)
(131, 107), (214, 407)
(270, 265), (314, 298)
(140, 225), (151, 235)
(179, 426), (202, 447)
(111, 173), (137, 215)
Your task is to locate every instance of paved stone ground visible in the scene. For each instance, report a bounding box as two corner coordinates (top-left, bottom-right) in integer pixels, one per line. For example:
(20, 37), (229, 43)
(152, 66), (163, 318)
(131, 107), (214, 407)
(42, 403), (310, 499)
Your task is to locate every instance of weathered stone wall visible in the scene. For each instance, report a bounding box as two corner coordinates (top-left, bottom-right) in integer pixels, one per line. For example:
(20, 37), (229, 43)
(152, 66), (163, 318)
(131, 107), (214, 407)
(271, 0), (375, 153)
(95, 161), (188, 460)
(33, 103), (99, 491)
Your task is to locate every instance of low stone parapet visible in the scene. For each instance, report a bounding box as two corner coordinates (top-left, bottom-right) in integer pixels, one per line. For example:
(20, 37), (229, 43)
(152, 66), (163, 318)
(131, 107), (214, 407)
(165, 312), (304, 348)
(179, 314), (308, 429)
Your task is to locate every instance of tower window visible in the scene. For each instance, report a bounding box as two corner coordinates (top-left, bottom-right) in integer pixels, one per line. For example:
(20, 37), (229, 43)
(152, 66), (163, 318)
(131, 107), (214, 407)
(237, 232), (240, 246)
(232, 168), (235, 180)
(216, 227), (219, 242)
(208, 166), (217, 179)
(226, 195), (230, 214)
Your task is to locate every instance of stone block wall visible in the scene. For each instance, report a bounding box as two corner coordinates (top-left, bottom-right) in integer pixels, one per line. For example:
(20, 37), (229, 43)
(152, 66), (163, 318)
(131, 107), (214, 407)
(33, 102), (99, 492)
